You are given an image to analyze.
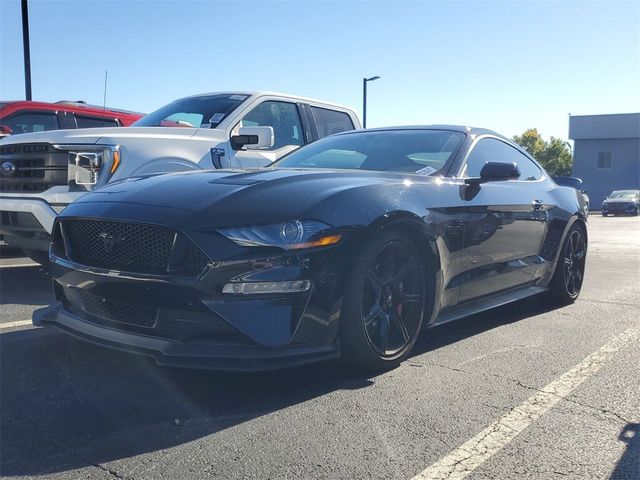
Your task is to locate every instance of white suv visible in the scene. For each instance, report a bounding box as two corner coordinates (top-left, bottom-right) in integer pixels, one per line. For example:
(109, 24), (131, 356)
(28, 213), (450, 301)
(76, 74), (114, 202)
(0, 92), (360, 263)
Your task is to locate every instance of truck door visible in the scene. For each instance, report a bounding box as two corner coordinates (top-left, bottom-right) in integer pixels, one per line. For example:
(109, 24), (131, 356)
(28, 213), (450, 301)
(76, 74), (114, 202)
(228, 100), (306, 168)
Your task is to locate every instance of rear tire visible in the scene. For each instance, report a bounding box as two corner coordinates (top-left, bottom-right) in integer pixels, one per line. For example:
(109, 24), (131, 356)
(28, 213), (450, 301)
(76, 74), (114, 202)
(545, 224), (586, 306)
(601, 212), (608, 217)
(23, 249), (49, 267)
(340, 230), (427, 370)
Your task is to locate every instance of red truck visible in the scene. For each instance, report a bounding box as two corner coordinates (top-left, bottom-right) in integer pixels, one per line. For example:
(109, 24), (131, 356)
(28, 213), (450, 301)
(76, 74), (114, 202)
(0, 100), (143, 137)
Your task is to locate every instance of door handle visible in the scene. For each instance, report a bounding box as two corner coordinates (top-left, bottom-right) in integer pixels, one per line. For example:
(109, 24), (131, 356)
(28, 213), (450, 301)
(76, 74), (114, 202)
(532, 199), (544, 211)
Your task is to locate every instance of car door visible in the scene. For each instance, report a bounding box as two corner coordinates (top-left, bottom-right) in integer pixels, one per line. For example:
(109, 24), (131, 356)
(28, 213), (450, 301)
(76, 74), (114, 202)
(457, 137), (549, 303)
(229, 100), (307, 168)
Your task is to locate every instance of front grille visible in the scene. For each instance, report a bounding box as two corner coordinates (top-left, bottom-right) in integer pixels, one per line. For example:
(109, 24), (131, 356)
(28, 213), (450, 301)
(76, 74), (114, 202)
(0, 143), (68, 193)
(79, 291), (157, 327)
(606, 203), (635, 213)
(57, 219), (208, 276)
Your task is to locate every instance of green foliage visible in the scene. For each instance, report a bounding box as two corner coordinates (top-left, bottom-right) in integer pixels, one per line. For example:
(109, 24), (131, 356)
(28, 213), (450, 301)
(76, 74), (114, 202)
(512, 128), (573, 177)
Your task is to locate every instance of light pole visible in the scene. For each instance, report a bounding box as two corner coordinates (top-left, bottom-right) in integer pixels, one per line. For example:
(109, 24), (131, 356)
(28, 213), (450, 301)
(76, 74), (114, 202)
(21, 0), (32, 100)
(362, 75), (380, 129)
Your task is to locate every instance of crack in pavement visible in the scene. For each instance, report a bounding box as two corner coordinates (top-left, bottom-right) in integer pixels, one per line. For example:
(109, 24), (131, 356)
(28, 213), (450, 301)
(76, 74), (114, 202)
(420, 361), (634, 426)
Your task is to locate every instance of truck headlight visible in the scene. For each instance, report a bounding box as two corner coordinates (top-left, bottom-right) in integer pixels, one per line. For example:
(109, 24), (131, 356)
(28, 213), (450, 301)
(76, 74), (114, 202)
(54, 145), (121, 189)
(218, 220), (342, 250)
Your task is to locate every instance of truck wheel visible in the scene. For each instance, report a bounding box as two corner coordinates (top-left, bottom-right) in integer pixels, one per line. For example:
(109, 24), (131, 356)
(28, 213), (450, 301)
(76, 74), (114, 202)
(23, 249), (49, 267)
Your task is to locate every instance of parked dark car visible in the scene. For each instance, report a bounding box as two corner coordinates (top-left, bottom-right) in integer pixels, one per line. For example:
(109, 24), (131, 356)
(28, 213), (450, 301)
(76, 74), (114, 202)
(34, 126), (588, 371)
(601, 190), (640, 216)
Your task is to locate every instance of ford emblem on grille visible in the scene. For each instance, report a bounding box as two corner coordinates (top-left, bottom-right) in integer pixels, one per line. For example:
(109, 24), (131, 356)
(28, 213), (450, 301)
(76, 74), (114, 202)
(98, 232), (125, 252)
(1, 161), (17, 177)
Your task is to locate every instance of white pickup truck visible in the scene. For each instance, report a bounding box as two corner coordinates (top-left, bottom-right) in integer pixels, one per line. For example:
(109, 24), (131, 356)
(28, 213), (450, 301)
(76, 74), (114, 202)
(0, 91), (360, 263)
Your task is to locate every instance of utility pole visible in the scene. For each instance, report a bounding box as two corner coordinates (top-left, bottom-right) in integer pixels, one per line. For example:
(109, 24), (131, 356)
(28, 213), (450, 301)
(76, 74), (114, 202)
(21, 0), (32, 100)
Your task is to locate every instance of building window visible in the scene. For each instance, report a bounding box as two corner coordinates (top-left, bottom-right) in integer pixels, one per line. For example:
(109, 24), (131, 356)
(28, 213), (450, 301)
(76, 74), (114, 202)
(597, 152), (612, 168)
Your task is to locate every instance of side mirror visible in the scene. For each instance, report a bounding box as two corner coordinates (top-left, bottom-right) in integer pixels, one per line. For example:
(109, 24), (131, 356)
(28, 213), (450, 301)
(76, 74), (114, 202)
(231, 126), (274, 150)
(466, 162), (520, 185)
(0, 125), (13, 137)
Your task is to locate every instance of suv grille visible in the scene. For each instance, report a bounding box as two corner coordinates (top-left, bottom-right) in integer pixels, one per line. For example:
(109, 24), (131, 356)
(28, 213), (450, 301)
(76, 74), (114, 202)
(0, 143), (68, 193)
(57, 219), (208, 276)
(79, 291), (157, 327)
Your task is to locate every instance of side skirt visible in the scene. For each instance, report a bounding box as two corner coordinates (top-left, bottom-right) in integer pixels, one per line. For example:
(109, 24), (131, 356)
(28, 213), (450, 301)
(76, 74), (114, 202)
(430, 285), (547, 328)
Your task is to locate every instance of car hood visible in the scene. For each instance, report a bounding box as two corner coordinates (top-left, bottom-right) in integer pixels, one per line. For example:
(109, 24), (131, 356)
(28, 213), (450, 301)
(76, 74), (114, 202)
(62, 168), (438, 228)
(0, 126), (210, 146)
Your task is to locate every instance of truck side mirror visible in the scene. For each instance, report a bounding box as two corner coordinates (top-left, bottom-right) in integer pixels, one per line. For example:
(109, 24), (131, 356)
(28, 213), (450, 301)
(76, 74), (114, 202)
(231, 126), (274, 150)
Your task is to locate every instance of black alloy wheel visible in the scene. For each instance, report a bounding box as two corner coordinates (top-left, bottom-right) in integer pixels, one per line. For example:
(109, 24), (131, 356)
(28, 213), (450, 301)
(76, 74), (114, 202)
(562, 229), (586, 298)
(341, 230), (426, 369)
(547, 224), (587, 305)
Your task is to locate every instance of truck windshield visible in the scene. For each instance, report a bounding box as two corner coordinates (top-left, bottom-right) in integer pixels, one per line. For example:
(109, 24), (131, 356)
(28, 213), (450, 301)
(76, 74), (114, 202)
(133, 94), (249, 129)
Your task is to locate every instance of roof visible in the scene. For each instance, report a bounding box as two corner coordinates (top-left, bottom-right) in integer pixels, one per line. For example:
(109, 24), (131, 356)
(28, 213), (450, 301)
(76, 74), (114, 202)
(178, 91), (357, 113)
(569, 113), (640, 140)
(0, 100), (144, 116)
(336, 124), (507, 139)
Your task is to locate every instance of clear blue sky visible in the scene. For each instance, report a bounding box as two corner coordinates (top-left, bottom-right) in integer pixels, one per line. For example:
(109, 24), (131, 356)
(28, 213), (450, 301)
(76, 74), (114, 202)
(1, 0), (639, 141)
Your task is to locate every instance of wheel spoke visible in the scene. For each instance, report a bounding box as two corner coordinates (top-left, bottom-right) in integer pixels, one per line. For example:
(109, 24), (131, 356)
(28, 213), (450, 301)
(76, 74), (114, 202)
(367, 270), (383, 295)
(391, 256), (415, 286)
(564, 257), (572, 266)
(575, 267), (583, 282)
(364, 304), (384, 326)
(379, 314), (391, 352)
(390, 311), (410, 343)
(398, 292), (421, 304)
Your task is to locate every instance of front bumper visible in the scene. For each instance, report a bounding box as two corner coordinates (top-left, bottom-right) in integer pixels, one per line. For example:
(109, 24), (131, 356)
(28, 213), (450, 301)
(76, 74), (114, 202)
(41, 222), (352, 370)
(33, 303), (339, 371)
(0, 193), (78, 250)
(601, 203), (638, 214)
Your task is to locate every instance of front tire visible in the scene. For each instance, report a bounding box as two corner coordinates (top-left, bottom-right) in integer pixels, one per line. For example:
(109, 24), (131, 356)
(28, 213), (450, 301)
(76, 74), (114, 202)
(340, 230), (427, 370)
(545, 224), (586, 305)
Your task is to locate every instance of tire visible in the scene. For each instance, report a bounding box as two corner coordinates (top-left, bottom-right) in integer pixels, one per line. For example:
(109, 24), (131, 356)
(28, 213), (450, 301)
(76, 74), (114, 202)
(545, 224), (587, 305)
(340, 229), (427, 370)
(601, 212), (608, 217)
(23, 249), (49, 267)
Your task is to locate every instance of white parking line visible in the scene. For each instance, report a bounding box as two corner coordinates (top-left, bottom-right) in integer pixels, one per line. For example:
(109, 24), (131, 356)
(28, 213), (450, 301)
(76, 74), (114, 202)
(411, 326), (640, 480)
(0, 263), (39, 269)
(0, 320), (36, 330)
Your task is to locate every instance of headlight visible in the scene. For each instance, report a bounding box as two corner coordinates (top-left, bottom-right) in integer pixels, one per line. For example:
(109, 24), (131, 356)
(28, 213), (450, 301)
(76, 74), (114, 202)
(219, 220), (342, 250)
(54, 145), (121, 189)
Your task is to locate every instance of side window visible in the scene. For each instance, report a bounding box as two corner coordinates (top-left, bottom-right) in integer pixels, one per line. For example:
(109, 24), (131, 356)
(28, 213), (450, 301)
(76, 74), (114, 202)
(239, 101), (304, 150)
(463, 138), (541, 181)
(310, 107), (354, 138)
(3, 112), (59, 134)
(76, 115), (120, 128)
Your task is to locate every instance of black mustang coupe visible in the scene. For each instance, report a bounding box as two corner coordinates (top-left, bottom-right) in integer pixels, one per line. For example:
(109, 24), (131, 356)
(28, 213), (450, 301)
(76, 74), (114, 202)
(35, 126), (588, 371)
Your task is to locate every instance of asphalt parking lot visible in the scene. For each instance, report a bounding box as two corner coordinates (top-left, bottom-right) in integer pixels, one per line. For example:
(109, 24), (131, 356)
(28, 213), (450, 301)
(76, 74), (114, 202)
(1, 214), (638, 480)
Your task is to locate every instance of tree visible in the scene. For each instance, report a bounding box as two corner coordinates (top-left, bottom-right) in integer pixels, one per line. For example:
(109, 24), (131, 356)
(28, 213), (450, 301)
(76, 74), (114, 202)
(512, 128), (573, 177)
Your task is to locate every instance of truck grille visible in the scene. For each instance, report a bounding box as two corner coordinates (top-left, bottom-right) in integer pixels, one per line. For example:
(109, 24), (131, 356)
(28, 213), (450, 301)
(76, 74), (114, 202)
(0, 143), (68, 193)
(56, 219), (209, 276)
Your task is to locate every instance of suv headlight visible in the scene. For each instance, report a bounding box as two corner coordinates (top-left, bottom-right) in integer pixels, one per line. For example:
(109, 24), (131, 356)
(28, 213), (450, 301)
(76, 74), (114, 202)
(55, 145), (121, 190)
(219, 220), (342, 250)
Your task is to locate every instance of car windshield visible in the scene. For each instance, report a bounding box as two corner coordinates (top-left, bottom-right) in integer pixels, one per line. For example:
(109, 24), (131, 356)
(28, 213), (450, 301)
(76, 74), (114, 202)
(133, 94), (249, 128)
(609, 191), (637, 199)
(274, 130), (465, 174)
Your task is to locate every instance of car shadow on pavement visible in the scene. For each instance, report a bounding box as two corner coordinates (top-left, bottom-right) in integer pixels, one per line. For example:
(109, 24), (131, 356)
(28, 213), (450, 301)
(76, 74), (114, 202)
(611, 423), (640, 480)
(1, 284), (557, 476)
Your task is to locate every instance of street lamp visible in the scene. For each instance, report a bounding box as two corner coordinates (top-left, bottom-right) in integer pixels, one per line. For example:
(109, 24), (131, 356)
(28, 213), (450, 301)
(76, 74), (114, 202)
(362, 75), (380, 129)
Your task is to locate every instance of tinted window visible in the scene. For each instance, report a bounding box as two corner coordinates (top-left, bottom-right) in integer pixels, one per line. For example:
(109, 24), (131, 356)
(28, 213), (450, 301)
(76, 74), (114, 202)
(134, 94), (248, 128)
(3, 112), (59, 134)
(76, 115), (119, 128)
(240, 101), (304, 150)
(310, 107), (354, 138)
(275, 130), (464, 174)
(464, 138), (542, 181)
